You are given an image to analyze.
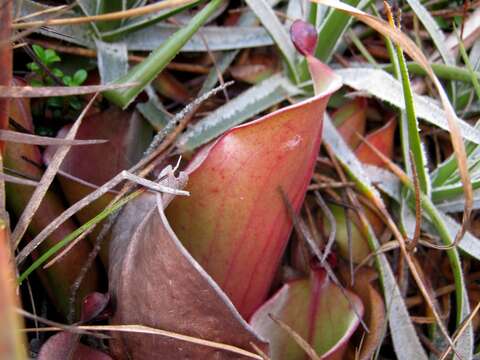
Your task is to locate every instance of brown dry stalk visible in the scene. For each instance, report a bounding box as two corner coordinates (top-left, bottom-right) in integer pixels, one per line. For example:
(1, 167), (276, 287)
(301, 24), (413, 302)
(0, 82), (136, 98)
(15, 4), (69, 22)
(12, 0), (197, 29)
(269, 315), (322, 360)
(0, 0), (12, 218)
(20, 324), (264, 359)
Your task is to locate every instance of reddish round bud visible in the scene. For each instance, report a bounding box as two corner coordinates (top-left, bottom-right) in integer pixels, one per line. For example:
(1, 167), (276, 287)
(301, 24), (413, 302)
(81, 292), (110, 323)
(290, 19), (318, 56)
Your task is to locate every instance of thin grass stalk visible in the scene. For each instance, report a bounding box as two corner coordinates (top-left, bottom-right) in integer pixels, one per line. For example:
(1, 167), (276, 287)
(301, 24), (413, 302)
(390, 10), (430, 196)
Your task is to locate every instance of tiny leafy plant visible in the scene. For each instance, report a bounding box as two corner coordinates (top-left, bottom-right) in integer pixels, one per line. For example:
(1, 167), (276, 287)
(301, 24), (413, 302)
(27, 45), (88, 126)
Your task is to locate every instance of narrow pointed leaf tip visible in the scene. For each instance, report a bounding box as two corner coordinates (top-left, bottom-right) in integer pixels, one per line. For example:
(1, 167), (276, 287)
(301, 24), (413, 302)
(290, 20), (317, 57)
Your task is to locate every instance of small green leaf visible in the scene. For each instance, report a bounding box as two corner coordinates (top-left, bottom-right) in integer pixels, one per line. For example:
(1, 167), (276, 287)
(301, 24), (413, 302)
(26, 62), (40, 72)
(46, 97), (64, 108)
(68, 97), (83, 110)
(30, 79), (43, 87)
(51, 68), (64, 78)
(62, 75), (73, 87)
(73, 69), (88, 86)
(32, 44), (45, 60)
(44, 49), (61, 64)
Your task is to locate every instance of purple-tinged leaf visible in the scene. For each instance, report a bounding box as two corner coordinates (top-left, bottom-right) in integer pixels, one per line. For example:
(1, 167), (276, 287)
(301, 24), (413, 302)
(44, 108), (152, 263)
(38, 333), (112, 360)
(109, 191), (268, 359)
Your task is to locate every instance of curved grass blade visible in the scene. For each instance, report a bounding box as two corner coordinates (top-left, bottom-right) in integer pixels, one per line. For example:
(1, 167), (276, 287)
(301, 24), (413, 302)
(103, 0), (224, 108)
(243, 0), (299, 82)
(367, 164), (480, 261)
(404, 0), (454, 65)
(394, 22), (430, 195)
(358, 141), (473, 359)
(382, 61), (480, 84)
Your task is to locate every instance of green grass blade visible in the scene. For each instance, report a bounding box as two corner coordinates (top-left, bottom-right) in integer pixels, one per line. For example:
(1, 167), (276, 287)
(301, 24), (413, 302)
(368, 164), (480, 260)
(314, 0), (370, 62)
(382, 62), (480, 84)
(395, 43), (430, 195)
(17, 190), (141, 285)
(458, 31), (480, 102)
(432, 179), (480, 202)
(103, 0), (222, 108)
(404, 0), (454, 65)
(431, 130), (480, 187)
(347, 29), (378, 66)
(243, 0), (299, 82)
